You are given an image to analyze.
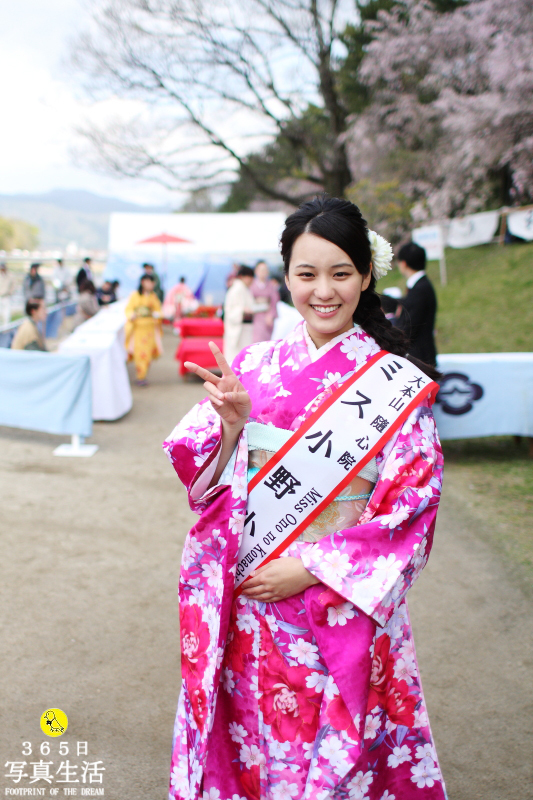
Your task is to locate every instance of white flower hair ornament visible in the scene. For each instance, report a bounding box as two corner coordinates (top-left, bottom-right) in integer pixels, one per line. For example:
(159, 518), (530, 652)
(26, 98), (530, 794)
(368, 229), (393, 280)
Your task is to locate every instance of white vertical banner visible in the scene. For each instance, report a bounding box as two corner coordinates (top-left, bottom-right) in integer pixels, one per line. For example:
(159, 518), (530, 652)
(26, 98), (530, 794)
(412, 224), (447, 285)
(412, 225), (444, 261)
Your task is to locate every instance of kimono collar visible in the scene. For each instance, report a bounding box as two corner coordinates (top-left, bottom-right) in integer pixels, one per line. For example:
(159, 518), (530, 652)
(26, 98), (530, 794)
(255, 321), (381, 429)
(303, 322), (364, 363)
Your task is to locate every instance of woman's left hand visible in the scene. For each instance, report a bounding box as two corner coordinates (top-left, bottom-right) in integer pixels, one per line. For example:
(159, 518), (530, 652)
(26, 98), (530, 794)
(241, 557), (320, 603)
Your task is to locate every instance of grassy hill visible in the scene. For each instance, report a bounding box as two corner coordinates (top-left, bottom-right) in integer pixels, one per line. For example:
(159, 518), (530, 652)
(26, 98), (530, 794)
(380, 241), (533, 593)
(379, 240), (533, 353)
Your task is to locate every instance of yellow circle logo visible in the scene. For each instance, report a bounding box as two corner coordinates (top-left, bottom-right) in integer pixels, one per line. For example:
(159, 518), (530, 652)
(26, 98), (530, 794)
(40, 708), (68, 737)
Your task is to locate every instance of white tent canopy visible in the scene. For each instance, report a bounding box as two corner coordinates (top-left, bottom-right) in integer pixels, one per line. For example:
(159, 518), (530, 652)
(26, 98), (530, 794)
(108, 211), (285, 254)
(106, 212), (287, 303)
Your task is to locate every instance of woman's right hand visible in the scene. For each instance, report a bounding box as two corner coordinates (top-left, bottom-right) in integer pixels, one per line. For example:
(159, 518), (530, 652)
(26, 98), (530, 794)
(184, 341), (251, 430)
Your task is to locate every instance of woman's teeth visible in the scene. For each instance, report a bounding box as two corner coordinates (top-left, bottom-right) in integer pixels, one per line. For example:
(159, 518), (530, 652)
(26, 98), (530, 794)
(312, 305), (340, 313)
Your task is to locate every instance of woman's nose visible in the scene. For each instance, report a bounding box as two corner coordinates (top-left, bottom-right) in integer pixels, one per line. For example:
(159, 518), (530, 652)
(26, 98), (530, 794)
(313, 279), (336, 300)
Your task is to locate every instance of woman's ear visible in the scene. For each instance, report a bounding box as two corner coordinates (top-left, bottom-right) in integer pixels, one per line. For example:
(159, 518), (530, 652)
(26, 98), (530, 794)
(284, 274), (290, 292)
(362, 270), (372, 291)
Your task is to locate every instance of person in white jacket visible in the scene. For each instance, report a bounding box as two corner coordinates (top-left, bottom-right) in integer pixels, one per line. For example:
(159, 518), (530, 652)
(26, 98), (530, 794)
(222, 265), (255, 365)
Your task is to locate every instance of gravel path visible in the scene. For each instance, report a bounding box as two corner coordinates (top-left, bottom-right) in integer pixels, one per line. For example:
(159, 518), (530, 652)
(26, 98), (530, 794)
(1, 334), (531, 799)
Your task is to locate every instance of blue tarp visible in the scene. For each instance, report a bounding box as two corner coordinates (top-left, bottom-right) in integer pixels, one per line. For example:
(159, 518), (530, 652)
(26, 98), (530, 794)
(45, 302), (76, 338)
(0, 349), (93, 437)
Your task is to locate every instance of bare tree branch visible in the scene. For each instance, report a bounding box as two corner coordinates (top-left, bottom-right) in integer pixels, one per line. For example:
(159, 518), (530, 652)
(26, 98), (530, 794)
(70, 0), (355, 204)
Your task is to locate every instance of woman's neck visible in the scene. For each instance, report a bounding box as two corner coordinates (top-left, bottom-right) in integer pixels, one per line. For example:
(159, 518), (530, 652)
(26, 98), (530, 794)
(305, 320), (355, 350)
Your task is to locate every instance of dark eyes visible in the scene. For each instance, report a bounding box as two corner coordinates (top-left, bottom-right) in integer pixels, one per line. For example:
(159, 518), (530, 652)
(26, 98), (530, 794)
(295, 270), (353, 278)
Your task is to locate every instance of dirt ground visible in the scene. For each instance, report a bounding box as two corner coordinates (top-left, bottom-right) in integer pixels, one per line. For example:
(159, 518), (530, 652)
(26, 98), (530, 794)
(1, 331), (532, 800)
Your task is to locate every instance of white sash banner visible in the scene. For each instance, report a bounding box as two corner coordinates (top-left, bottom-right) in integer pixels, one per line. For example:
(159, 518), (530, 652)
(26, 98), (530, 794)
(447, 211), (499, 248)
(235, 352), (439, 591)
(507, 208), (533, 241)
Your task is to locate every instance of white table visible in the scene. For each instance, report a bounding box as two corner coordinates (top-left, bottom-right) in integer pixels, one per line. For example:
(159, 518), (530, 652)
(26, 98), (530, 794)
(59, 300), (133, 421)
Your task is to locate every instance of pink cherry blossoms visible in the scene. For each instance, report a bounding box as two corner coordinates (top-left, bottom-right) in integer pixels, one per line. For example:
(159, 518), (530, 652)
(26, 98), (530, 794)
(346, 0), (533, 221)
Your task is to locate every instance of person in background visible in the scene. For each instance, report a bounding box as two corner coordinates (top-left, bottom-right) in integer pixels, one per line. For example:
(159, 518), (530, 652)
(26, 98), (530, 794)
(223, 264), (255, 364)
(11, 298), (47, 351)
(111, 279), (120, 299)
(225, 261), (239, 289)
(125, 273), (163, 385)
(141, 262), (164, 302)
(72, 279), (99, 329)
(396, 241), (438, 366)
(380, 286), (402, 321)
(75, 257), (94, 291)
(250, 259), (279, 343)
(96, 280), (117, 306)
(0, 263), (15, 326)
(23, 263), (45, 302)
(162, 276), (197, 321)
(52, 259), (72, 303)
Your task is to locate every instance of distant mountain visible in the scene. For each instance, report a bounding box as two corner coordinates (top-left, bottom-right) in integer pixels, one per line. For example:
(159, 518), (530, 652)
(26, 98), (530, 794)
(0, 189), (172, 250)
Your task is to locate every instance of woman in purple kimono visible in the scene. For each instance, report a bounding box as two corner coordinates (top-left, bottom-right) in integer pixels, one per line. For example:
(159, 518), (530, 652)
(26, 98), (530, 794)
(251, 261), (279, 343)
(164, 197), (446, 800)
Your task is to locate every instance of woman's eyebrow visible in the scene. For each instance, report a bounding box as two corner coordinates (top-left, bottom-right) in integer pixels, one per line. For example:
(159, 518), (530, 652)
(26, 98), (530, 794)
(294, 268), (355, 269)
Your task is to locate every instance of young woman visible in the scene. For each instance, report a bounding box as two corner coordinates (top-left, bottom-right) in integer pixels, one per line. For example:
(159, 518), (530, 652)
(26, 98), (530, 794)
(250, 260), (279, 343)
(164, 197), (445, 800)
(125, 273), (163, 385)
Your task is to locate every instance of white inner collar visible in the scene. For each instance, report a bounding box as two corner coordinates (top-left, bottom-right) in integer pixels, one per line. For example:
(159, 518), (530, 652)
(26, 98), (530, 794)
(406, 270), (426, 289)
(304, 323), (362, 363)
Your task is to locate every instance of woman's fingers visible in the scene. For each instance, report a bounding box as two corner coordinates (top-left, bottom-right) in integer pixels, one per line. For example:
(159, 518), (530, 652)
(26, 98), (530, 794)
(209, 341), (235, 377)
(242, 573), (264, 589)
(241, 586), (265, 598)
(223, 390), (250, 405)
(204, 381), (224, 401)
(184, 361), (221, 384)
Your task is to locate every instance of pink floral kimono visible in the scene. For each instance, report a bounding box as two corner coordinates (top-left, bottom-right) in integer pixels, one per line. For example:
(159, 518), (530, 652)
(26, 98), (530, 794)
(164, 321), (446, 800)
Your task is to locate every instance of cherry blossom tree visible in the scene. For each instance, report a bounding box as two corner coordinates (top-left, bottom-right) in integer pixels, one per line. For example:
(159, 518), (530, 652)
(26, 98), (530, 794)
(346, 0), (533, 221)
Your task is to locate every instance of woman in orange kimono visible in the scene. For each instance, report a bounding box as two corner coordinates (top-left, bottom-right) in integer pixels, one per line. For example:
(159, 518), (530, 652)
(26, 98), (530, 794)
(125, 273), (163, 385)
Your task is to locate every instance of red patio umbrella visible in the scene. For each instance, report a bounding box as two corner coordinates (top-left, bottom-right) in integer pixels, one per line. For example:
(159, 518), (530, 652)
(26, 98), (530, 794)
(137, 232), (192, 245)
(136, 232), (193, 288)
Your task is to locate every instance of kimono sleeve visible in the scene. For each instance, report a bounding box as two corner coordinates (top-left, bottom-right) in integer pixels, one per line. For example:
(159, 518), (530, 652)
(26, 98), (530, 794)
(163, 397), (226, 513)
(125, 292), (138, 320)
(300, 402), (444, 627)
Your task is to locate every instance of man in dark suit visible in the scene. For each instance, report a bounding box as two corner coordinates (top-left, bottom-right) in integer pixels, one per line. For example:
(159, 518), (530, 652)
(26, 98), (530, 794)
(395, 242), (438, 366)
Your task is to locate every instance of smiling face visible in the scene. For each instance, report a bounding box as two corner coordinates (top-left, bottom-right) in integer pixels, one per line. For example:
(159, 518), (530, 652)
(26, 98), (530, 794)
(285, 232), (371, 349)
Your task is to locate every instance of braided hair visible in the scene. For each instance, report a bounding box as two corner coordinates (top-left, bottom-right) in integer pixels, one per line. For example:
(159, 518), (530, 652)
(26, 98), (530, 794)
(280, 196), (440, 380)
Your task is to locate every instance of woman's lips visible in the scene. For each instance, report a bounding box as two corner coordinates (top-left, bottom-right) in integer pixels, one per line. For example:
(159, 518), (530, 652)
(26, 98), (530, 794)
(310, 304), (342, 318)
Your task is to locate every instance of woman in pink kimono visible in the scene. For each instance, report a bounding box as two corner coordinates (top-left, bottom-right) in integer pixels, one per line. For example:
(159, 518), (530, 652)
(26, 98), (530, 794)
(164, 197), (446, 800)
(251, 261), (280, 343)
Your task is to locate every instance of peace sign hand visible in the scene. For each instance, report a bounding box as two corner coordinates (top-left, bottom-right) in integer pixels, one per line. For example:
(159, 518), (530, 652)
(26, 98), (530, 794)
(184, 341), (252, 430)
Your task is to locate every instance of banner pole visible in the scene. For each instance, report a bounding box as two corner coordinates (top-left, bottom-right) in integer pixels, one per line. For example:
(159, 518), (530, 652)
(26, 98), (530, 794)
(439, 232), (447, 286)
(498, 209), (508, 245)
